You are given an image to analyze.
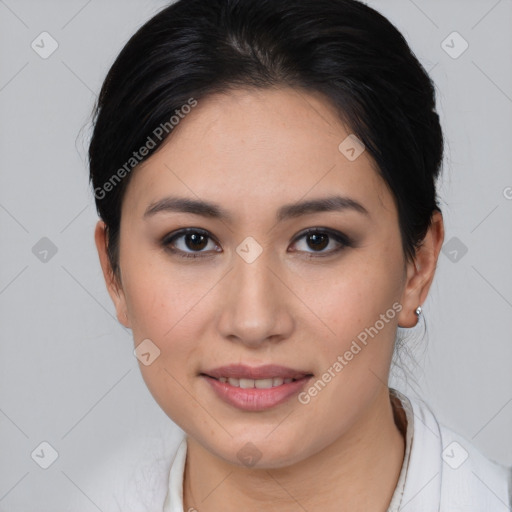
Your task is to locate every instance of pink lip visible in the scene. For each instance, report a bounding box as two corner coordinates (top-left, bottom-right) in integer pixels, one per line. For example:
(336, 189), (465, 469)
(200, 364), (313, 412)
(202, 364), (311, 380)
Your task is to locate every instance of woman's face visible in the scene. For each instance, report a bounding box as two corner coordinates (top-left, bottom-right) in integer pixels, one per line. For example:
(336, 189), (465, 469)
(97, 87), (424, 467)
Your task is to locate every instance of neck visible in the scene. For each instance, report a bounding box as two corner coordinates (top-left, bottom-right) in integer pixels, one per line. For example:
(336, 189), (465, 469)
(183, 386), (406, 512)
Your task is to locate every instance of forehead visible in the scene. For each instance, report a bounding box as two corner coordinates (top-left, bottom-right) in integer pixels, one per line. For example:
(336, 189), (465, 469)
(122, 87), (392, 221)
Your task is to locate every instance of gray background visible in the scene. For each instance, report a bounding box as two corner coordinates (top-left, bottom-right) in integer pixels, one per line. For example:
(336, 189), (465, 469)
(0, 0), (511, 510)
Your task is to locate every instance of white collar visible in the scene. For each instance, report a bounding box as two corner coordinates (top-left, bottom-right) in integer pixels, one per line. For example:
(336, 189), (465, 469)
(387, 388), (415, 511)
(389, 388), (442, 511)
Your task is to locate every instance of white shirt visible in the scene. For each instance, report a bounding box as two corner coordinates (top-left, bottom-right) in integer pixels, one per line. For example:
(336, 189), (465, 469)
(161, 388), (512, 511)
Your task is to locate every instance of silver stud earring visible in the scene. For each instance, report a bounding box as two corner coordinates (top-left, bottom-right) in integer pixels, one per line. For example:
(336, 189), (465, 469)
(397, 306), (423, 329)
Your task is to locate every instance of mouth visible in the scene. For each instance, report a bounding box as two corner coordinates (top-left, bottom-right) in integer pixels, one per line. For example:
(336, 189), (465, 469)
(200, 364), (314, 411)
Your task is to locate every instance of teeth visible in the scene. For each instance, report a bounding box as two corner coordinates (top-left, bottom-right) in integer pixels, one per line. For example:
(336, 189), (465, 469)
(239, 378), (254, 389)
(255, 378), (274, 389)
(218, 377), (299, 388)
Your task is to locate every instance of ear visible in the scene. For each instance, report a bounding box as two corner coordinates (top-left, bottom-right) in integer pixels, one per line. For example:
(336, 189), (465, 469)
(397, 211), (444, 328)
(94, 220), (131, 328)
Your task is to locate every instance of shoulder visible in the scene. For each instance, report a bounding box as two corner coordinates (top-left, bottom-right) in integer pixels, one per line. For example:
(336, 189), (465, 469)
(108, 428), (184, 512)
(398, 390), (512, 511)
(437, 421), (512, 510)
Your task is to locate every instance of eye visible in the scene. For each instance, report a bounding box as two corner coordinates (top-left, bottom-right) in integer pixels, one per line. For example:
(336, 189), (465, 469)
(289, 228), (351, 257)
(162, 228), (221, 259)
(162, 227), (352, 260)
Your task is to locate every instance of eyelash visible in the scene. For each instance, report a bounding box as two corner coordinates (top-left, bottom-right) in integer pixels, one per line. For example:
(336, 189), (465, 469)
(161, 227), (353, 260)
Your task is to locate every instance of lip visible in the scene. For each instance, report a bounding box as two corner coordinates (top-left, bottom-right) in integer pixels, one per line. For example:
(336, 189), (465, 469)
(200, 364), (313, 412)
(202, 364), (311, 380)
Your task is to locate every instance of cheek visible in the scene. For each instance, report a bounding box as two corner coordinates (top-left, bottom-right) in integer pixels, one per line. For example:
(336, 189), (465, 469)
(122, 250), (203, 338)
(294, 250), (405, 412)
(302, 248), (403, 342)
(121, 255), (216, 385)
(121, 261), (208, 424)
(294, 255), (403, 428)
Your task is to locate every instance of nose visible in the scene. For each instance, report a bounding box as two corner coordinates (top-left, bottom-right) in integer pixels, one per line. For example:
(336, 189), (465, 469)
(216, 249), (295, 348)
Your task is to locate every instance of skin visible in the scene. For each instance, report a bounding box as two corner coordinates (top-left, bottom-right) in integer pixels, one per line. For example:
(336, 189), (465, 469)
(95, 86), (444, 511)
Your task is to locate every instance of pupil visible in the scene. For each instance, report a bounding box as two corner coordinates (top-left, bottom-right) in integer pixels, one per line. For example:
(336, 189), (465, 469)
(186, 233), (208, 251)
(308, 233), (328, 251)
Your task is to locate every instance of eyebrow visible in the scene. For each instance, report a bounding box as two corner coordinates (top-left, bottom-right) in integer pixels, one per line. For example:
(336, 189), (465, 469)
(143, 195), (370, 222)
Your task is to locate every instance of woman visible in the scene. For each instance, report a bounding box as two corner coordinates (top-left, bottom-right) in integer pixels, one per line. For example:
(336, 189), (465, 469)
(89, 0), (511, 510)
